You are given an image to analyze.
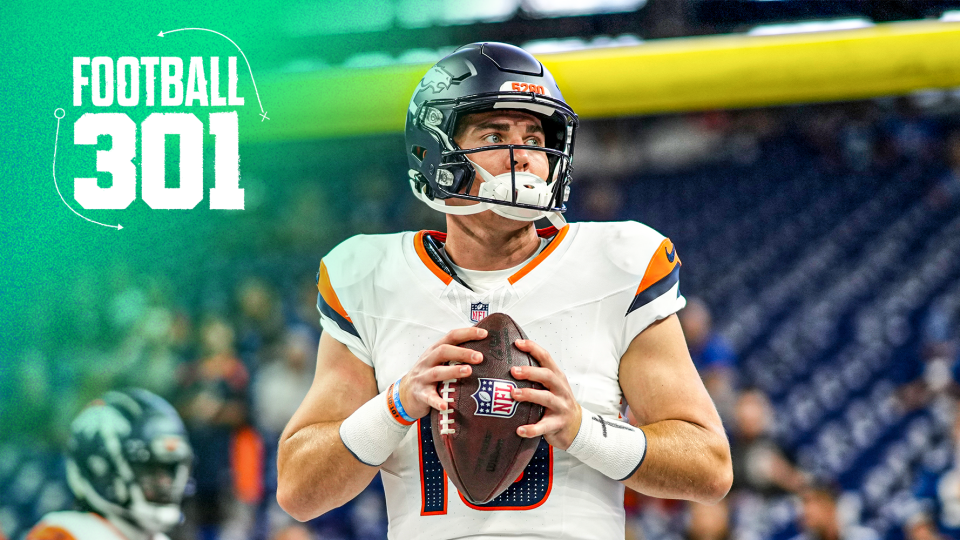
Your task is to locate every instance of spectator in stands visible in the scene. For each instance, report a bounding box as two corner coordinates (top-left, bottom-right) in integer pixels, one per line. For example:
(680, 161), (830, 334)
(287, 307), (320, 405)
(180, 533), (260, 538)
(235, 277), (286, 370)
(729, 389), (806, 540)
(730, 389), (806, 497)
(792, 483), (878, 540)
(253, 327), (316, 536)
(271, 523), (313, 540)
(178, 316), (250, 540)
(580, 180), (626, 221)
(908, 404), (960, 540)
(897, 298), (959, 411)
(686, 500), (731, 540)
(254, 328), (316, 439)
(290, 276), (323, 339)
(927, 129), (960, 210)
(680, 297), (738, 421)
(117, 302), (184, 401)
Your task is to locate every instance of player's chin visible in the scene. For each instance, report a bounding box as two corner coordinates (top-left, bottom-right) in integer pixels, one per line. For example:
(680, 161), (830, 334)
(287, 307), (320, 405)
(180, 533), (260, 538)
(448, 209), (532, 234)
(480, 210), (534, 232)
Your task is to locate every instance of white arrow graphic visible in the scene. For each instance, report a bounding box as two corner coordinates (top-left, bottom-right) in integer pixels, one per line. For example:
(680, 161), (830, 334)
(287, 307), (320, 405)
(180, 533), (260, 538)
(159, 27), (269, 121)
(51, 108), (123, 230)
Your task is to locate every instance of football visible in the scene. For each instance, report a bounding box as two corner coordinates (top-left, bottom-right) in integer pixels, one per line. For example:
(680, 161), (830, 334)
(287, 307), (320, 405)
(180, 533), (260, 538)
(430, 312), (545, 504)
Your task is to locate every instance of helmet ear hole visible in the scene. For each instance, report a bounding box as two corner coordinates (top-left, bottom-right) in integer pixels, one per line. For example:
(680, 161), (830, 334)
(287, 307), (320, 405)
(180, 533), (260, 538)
(412, 146), (427, 162)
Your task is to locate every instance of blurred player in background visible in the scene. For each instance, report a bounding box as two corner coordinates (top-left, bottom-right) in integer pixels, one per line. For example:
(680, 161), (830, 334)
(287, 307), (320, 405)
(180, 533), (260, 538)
(27, 388), (193, 540)
(278, 42), (731, 538)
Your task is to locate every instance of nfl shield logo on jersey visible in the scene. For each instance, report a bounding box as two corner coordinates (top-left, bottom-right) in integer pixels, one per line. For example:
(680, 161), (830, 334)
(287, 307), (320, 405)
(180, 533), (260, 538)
(470, 301), (489, 323)
(472, 378), (518, 418)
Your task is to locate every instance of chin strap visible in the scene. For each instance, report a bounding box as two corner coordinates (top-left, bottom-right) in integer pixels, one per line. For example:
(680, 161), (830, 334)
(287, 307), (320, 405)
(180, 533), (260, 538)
(409, 170), (491, 215)
(546, 211), (567, 229)
(409, 165), (567, 227)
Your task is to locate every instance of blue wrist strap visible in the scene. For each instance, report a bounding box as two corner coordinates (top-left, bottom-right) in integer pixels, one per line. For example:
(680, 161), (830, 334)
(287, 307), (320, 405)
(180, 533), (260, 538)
(392, 377), (416, 423)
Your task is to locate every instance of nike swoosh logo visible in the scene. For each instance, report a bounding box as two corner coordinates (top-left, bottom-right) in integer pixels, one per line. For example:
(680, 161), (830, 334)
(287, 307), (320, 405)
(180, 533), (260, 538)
(665, 245), (676, 263)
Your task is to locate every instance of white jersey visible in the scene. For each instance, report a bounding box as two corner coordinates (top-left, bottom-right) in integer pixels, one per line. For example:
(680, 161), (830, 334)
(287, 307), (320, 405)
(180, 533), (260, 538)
(317, 221), (685, 540)
(27, 511), (168, 540)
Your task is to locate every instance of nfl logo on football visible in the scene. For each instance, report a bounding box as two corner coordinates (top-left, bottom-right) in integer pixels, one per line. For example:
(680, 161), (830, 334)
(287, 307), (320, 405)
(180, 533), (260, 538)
(470, 301), (489, 323)
(472, 378), (518, 418)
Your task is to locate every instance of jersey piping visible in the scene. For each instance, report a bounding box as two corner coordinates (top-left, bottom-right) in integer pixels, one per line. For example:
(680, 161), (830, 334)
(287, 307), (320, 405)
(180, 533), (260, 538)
(627, 238), (681, 315)
(316, 260), (361, 338)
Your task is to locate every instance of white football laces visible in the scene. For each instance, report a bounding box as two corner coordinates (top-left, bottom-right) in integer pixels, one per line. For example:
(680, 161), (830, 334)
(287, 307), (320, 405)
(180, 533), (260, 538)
(439, 363), (459, 435)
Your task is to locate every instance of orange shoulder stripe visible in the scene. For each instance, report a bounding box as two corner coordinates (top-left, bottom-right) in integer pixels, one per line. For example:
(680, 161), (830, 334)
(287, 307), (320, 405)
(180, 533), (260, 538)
(317, 260), (353, 322)
(27, 525), (78, 540)
(414, 231), (453, 285)
(508, 225), (570, 285)
(636, 238), (680, 296)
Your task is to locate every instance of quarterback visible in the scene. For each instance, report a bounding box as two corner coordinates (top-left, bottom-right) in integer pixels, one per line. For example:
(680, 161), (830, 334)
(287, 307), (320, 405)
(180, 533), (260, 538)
(27, 389), (193, 540)
(278, 42), (732, 539)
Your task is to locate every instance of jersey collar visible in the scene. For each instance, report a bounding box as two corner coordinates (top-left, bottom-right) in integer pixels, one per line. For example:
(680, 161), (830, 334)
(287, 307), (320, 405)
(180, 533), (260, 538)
(413, 225), (570, 288)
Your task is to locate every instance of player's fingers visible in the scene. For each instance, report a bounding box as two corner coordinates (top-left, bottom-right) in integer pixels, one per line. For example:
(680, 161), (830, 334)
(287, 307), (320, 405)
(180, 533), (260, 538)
(428, 363), (473, 382)
(517, 416), (564, 438)
(413, 385), (448, 412)
(437, 327), (488, 346)
(510, 365), (565, 393)
(432, 344), (483, 365)
(510, 387), (561, 410)
(514, 339), (558, 370)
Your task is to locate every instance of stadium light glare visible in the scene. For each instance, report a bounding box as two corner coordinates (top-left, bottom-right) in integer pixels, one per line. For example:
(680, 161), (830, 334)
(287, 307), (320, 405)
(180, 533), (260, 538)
(748, 18), (874, 36)
(523, 34), (642, 54)
(941, 10), (960, 22)
(396, 0), (518, 28)
(523, 0), (647, 18)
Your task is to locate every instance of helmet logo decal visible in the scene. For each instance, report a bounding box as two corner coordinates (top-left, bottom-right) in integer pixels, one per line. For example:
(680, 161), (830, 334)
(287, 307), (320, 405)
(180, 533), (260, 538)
(418, 64), (473, 95)
(72, 403), (131, 439)
(419, 66), (454, 93)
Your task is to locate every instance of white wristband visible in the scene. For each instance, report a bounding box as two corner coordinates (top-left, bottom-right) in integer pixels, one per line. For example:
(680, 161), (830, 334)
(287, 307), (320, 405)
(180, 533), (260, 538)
(339, 388), (414, 467)
(565, 410), (647, 481)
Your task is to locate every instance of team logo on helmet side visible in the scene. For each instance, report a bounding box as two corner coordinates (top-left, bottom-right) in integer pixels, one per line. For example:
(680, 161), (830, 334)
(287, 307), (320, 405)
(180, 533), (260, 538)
(419, 66), (455, 94)
(472, 378), (519, 418)
(416, 62), (476, 96)
(72, 403), (132, 440)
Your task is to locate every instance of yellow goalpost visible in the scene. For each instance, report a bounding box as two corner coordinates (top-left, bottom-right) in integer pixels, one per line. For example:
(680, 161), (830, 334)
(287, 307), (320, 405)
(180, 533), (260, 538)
(253, 20), (960, 141)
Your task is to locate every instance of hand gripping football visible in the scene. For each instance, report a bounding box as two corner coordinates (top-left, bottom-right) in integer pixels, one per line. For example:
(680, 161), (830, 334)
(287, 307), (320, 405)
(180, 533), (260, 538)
(430, 313), (545, 504)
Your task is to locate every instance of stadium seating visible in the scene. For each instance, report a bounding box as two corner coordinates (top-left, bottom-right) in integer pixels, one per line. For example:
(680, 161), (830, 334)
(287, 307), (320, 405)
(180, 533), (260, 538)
(4, 109), (959, 540)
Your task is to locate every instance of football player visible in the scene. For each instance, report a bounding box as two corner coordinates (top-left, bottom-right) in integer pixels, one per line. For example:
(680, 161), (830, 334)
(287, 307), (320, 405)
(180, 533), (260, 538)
(278, 42), (732, 538)
(27, 389), (193, 540)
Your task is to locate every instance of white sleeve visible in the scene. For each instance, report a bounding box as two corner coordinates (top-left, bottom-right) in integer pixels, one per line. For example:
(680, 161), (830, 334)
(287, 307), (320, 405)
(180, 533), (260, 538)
(318, 304), (373, 366)
(316, 246), (374, 366)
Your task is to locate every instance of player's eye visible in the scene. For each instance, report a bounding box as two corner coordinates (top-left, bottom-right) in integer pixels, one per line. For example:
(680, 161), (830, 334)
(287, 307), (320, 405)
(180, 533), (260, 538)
(482, 133), (503, 144)
(524, 137), (543, 147)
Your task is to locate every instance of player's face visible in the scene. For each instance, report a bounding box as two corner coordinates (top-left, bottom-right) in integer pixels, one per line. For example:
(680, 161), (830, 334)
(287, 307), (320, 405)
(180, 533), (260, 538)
(132, 462), (183, 504)
(453, 110), (550, 194)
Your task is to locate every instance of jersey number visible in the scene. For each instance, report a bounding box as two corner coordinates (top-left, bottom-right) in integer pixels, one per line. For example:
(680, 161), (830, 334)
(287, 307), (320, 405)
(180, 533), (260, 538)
(418, 418), (553, 514)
